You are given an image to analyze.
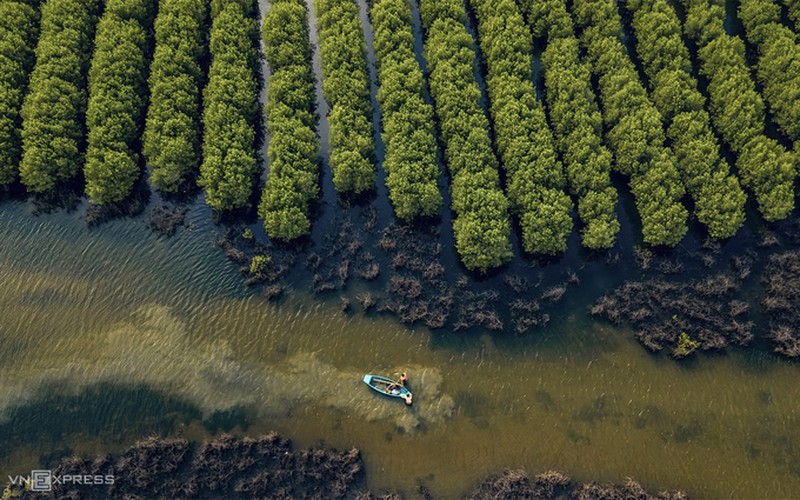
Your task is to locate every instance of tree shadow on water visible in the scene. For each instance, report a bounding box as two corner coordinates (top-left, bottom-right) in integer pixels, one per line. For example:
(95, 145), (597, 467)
(0, 383), (203, 466)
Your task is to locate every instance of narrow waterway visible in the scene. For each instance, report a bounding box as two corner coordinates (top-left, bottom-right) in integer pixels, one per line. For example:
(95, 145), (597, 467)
(1, 0), (799, 497)
(0, 199), (799, 498)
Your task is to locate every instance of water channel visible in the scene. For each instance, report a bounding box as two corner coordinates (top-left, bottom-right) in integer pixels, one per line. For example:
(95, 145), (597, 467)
(0, 196), (799, 498)
(1, 0), (799, 497)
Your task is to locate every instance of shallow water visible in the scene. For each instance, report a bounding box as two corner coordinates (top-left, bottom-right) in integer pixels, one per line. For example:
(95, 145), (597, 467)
(1, 0), (799, 497)
(0, 199), (799, 498)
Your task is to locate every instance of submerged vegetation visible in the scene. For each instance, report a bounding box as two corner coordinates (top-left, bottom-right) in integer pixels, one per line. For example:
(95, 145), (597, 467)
(471, 469), (686, 499)
(4, 435), (686, 499)
(592, 270), (755, 355)
(16, 435), (364, 498)
(762, 251), (800, 357)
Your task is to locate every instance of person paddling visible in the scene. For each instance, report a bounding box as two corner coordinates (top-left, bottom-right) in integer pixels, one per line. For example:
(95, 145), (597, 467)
(387, 371), (408, 390)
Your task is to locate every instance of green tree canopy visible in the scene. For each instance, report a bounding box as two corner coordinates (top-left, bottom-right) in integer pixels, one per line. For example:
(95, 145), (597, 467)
(626, 0), (745, 238)
(84, 0), (156, 204)
(369, 0), (442, 221)
(739, 0), (800, 142)
(199, 1), (260, 212)
(143, 0), (207, 193)
(469, 0), (573, 255)
(258, 0), (320, 240)
(682, 0), (796, 221)
(522, 0), (620, 249)
(314, 0), (375, 194)
(0, 2), (39, 186)
(418, 0), (513, 270)
(573, 0), (688, 246)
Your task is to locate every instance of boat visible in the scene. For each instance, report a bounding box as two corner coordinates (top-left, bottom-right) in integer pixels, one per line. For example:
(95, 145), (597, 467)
(362, 374), (413, 404)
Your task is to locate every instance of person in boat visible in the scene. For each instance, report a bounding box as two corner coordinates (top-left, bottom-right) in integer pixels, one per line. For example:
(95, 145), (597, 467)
(386, 372), (408, 393)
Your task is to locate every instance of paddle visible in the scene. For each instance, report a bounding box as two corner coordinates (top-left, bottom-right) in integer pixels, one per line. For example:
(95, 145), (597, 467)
(375, 377), (406, 387)
(373, 375), (408, 394)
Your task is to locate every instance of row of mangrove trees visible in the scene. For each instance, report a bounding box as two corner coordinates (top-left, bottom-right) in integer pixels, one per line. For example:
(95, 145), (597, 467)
(0, 0), (797, 271)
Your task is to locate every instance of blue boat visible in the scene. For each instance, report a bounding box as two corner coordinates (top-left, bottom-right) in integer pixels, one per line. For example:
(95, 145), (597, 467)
(362, 374), (413, 404)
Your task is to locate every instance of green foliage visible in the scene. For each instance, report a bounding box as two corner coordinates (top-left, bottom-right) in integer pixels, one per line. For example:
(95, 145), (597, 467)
(574, 0), (688, 247)
(210, 0), (255, 19)
(315, 0), (375, 194)
(370, 0), (442, 220)
(105, 0), (157, 26)
(519, 0), (573, 40)
(418, 0), (466, 28)
(84, 0), (156, 204)
(683, 0), (796, 221)
(628, 151), (688, 247)
(682, 0), (726, 45)
(418, 0), (513, 270)
(249, 254), (271, 275)
(739, 0), (800, 142)
(0, 2), (38, 186)
(19, 0), (100, 192)
(259, 0), (319, 240)
(451, 189), (513, 271)
(469, 0), (573, 256)
(736, 136), (796, 221)
(626, 0), (745, 239)
(579, 188), (620, 249)
(784, 0), (800, 28)
(571, 0), (623, 42)
(242, 227), (254, 239)
(143, 0), (207, 192)
(199, 2), (259, 211)
(694, 31), (764, 151)
(523, 0), (619, 249)
(673, 331), (700, 358)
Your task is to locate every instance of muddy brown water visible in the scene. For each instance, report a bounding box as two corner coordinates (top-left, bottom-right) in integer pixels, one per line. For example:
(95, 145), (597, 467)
(1, 199), (799, 498)
(2, 0), (800, 497)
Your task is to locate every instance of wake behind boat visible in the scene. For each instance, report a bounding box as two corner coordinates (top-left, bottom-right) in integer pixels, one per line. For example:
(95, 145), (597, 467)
(362, 374), (413, 405)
